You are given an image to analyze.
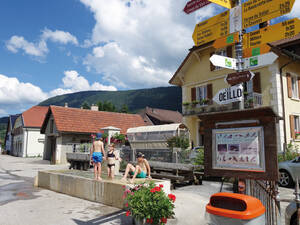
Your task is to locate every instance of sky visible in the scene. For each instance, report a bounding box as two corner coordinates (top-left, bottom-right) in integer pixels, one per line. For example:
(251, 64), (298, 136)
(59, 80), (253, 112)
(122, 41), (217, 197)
(0, 0), (299, 117)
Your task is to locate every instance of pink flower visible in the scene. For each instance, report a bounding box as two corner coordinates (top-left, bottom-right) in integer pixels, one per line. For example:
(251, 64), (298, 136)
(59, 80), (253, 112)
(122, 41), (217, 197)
(131, 192), (134, 195)
(125, 202), (128, 207)
(126, 211), (131, 217)
(122, 185), (126, 189)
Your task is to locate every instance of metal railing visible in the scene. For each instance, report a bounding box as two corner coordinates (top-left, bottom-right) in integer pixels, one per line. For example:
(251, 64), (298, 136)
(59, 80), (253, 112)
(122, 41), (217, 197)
(246, 179), (280, 225)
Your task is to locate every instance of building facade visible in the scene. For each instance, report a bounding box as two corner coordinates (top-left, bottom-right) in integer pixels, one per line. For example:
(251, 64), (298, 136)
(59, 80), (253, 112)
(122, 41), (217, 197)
(169, 35), (300, 152)
(11, 106), (48, 157)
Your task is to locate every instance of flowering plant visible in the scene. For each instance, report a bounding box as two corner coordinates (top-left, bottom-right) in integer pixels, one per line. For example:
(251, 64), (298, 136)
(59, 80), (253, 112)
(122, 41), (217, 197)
(123, 182), (176, 224)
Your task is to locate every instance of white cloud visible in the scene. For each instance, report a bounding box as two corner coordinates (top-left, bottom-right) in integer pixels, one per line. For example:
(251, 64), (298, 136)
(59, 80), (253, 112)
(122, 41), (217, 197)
(80, 0), (218, 89)
(6, 28), (78, 57)
(41, 28), (78, 45)
(6, 36), (48, 57)
(289, 0), (300, 17)
(50, 70), (117, 96)
(0, 74), (48, 105)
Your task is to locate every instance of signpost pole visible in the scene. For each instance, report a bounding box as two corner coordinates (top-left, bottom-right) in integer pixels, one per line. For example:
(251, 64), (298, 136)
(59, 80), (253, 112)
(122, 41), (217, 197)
(235, 0), (244, 109)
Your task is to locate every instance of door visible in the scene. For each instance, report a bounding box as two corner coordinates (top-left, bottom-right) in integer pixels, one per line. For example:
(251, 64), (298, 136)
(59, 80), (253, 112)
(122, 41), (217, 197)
(50, 137), (56, 165)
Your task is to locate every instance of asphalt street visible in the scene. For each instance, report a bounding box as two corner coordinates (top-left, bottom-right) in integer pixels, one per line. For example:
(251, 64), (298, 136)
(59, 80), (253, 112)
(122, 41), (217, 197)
(0, 154), (295, 225)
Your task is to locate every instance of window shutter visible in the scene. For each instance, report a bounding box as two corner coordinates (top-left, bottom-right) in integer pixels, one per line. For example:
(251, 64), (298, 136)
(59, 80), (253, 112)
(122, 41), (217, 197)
(253, 72), (261, 93)
(191, 87), (196, 102)
(287, 73), (292, 98)
(207, 84), (213, 104)
(298, 77), (300, 98)
(290, 115), (295, 139)
(210, 52), (215, 71)
(226, 46), (233, 58)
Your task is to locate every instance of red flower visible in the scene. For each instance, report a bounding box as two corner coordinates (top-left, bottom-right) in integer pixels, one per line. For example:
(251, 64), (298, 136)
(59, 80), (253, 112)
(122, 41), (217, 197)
(146, 218), (153, 223)
(125, 202), (128, 207)
(122, 185), (126, 189)
(168, 194), (176, 202)
(150, 188), (156, 193)
(126, 211), (131, 217)
(161, 217), (167, 223)
(159, 184), (164, 188)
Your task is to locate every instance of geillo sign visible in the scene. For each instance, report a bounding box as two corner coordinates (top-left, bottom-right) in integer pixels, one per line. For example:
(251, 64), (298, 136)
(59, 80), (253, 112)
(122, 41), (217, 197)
(213, 84), (244, 105)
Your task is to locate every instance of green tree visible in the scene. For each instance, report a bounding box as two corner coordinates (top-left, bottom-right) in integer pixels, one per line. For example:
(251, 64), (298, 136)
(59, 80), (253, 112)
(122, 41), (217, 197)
(103, 101), (116, 112)
(120, 104), (129, 113)
(81, 101), (90, 109)
(97, 101), (103, 111)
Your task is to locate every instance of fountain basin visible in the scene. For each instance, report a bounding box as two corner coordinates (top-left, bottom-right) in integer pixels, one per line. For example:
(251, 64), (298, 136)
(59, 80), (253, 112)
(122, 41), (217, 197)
(37, 170), (170, 209)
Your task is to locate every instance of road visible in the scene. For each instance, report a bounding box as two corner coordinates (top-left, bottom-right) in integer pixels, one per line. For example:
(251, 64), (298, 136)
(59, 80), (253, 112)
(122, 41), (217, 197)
(0, 154), (295, 225)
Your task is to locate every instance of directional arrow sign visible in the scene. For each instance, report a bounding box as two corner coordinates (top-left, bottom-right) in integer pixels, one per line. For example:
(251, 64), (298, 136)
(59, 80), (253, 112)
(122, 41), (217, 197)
(213, 84), (244, 105)
(183, 0), (211, 14)
(225, 71), (255, 85)
(242, 0), (295, 29)
(213, 32), (239, 49)
(210, 54), (237, 70)
(193, 11), (229, 46)
(243, 18), (300, 49)
(244, 52), (278, 69)
(208, 0), (234, 9)
(243, 44), (271, 58)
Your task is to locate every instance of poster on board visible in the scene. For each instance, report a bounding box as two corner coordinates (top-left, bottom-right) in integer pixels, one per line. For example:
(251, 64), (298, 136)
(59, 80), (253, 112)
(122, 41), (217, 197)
(212, 126), (265, 171)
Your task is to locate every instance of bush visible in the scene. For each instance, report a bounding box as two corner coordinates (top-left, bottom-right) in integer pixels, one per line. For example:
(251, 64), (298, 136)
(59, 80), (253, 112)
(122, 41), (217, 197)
(166, 136), (189, 150)
(124, 182), (175, 224)
(193, 147), (204, 166)
(278, 142), (299, 163)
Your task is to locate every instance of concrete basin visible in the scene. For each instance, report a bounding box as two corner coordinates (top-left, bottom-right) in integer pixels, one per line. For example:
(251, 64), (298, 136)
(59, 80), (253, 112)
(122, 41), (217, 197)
(37, 170), (170, 209)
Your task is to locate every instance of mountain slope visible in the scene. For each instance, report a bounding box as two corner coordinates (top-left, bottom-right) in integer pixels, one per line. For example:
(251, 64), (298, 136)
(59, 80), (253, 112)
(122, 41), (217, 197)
(39, 86), (182, 112)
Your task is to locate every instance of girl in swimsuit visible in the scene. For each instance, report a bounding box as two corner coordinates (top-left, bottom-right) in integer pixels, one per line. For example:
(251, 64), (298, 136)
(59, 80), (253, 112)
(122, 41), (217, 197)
(107, 143), (121, 179)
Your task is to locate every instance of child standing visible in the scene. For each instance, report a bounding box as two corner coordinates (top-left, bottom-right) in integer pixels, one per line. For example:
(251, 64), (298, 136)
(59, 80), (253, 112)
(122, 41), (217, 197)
(90, 133), (106, 181)
(107, 143), (121, 179)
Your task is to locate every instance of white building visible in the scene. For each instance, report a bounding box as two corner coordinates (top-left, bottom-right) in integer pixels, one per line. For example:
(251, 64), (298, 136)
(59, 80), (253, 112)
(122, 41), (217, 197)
(11, 106), (48, 157)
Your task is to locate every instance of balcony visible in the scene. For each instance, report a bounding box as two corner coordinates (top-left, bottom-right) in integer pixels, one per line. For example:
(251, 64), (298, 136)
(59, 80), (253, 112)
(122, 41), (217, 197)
(182, 92), (263, 116)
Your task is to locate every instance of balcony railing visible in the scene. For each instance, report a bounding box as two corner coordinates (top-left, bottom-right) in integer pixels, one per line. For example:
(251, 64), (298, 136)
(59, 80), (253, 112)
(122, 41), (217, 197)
(182, 92), (263, 116)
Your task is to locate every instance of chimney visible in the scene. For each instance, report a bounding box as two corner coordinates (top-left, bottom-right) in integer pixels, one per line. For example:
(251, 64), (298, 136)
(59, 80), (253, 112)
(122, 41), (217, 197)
(64, 103), (68, 108)
(91, 104), (98, 111)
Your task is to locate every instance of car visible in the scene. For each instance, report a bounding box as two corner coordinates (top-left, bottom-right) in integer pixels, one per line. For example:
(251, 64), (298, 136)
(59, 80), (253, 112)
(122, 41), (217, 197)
(279, 156), (300, 188)
(285, 201), (298, 225)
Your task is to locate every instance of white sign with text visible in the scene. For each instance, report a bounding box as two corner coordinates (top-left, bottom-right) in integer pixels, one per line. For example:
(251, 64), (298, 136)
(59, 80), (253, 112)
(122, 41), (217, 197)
(213, 84), (243, 105)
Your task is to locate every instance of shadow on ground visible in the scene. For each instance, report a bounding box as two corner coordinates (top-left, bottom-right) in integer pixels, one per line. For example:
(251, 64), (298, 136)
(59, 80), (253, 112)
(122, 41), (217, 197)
(73, 210), (132, 225)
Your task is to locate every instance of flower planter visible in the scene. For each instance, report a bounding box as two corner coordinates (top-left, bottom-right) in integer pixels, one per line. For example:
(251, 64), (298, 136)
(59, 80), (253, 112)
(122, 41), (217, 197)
(133, 217), (158, 225)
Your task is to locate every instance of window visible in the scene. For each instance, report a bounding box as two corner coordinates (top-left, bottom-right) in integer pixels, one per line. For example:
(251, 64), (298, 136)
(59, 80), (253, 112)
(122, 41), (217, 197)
(292, 76), (299, 99)
(196, 85), (207, 105)
(295, 115), (300, 132)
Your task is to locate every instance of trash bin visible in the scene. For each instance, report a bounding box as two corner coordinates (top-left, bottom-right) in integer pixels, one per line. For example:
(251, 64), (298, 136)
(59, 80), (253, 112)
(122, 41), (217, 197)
(206, 192), (265, 225)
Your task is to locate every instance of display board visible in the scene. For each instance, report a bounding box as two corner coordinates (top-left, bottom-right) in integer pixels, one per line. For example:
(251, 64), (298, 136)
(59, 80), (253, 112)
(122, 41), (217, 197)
(212, 126), (265, 171)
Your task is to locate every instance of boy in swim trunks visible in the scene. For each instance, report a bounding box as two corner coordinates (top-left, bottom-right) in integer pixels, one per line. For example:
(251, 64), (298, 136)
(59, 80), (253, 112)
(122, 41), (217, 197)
(121, 152), (151, 183)
(90, 133), (106, 181)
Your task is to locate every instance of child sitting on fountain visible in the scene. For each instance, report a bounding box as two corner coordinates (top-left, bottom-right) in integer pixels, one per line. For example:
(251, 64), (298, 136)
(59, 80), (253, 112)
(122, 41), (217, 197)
(107, 143), (121, 179)
(121, 152), (151, 183)
(90, 133), (106, 181)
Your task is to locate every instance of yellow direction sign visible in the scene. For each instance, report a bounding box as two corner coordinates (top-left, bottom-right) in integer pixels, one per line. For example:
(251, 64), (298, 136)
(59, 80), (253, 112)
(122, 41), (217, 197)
(243, 44), (271, 58)
(243, 18), (300, 49)
(192, 10), (229, 46)
(242, 0), (295, 29)
(208, 0), (234, 9)
(213, 32), (239, 49)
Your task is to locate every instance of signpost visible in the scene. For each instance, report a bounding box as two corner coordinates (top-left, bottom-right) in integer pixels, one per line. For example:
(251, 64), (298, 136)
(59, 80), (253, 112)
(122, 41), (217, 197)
(213, 84), (243, 105)
(242, 0), (295, 29)
(183, 0), (211, 14)
(192, 11), (229, 46)
(210, 54), (238, 70)
(213, 32), (239, 49)
(207, 0), (234, 9)
(243, 44), (271, 58)
(243, 18), (300, 49)
(225, 71), (254, 86)
(244, 52), (278, 69)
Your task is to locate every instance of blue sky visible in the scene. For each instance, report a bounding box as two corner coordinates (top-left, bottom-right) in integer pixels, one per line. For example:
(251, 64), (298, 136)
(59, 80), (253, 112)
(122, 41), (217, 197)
(0, 0), (299, 117)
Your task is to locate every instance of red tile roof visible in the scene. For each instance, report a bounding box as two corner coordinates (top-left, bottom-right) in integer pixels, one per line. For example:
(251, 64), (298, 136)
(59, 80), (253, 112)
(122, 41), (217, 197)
(47, 106), (146, 134)
(139, 107), (182, 125)
(22, 106), (49, 128)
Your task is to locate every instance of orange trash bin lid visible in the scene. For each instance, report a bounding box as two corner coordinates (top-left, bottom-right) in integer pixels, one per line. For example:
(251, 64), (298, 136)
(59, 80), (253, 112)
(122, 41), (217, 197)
(206, 192), (265, 220)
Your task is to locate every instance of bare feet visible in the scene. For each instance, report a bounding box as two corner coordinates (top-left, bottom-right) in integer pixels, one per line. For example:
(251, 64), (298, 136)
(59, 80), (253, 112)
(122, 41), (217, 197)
(97, 177), (102, 181)
(121, 177), (127, 183)
(129, 179), (134, 184)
